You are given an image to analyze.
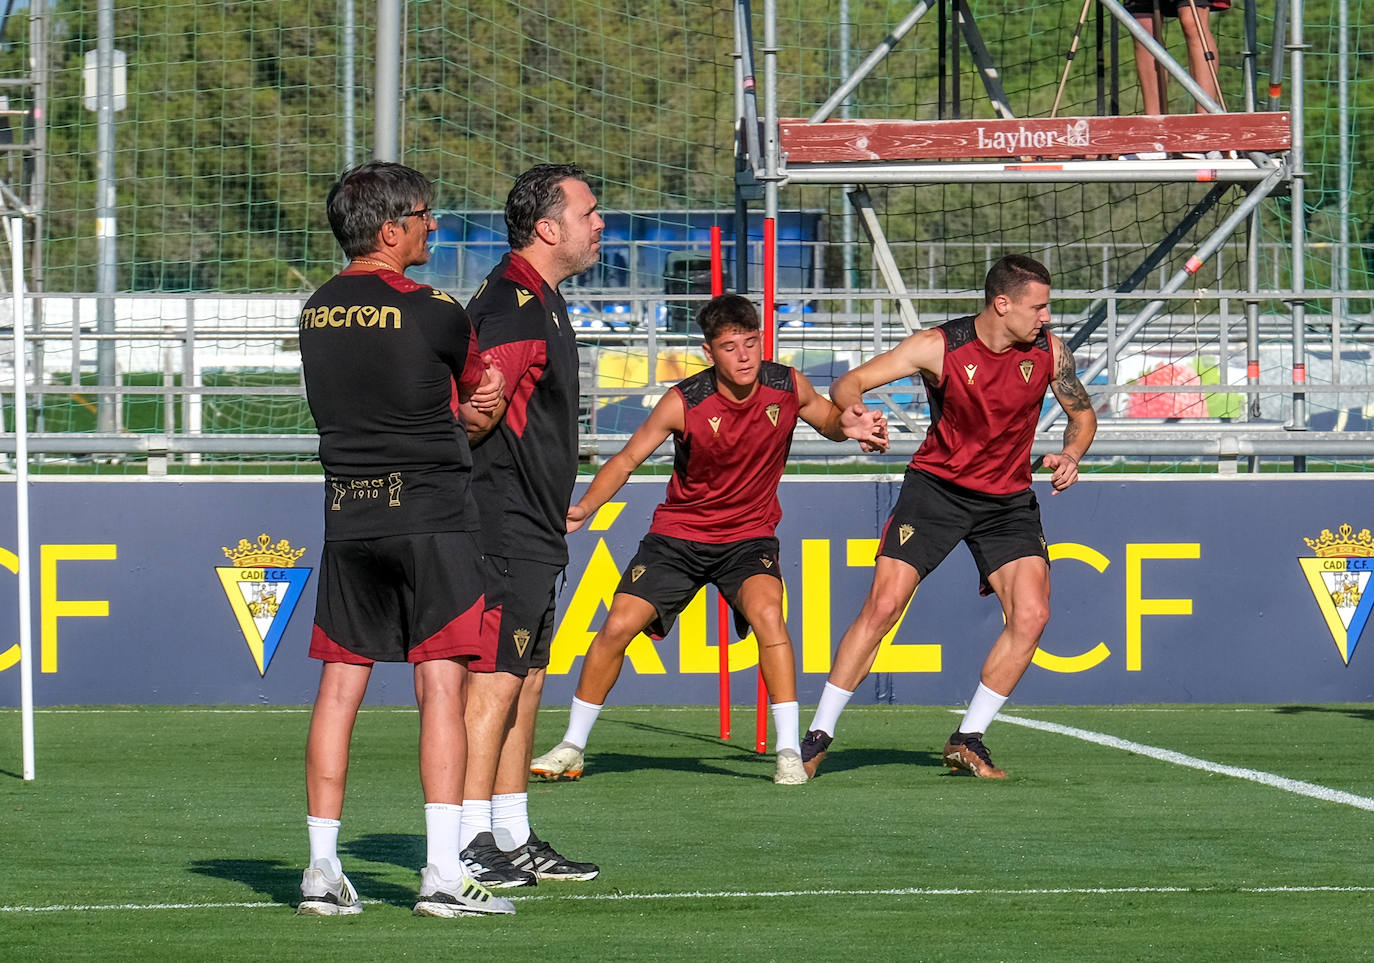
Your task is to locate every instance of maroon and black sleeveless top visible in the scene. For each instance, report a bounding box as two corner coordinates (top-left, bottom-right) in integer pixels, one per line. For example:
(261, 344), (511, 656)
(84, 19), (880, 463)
(650, 361), (801, 543)
(909, 315), (1053, 495)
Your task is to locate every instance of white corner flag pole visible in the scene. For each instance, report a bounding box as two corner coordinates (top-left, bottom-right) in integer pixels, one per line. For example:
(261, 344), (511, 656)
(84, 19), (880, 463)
(9, 215), (35, 780)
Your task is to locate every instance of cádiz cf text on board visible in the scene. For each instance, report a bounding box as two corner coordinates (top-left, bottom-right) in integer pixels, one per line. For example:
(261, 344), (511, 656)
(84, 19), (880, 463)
(1, 476), (1372, 706)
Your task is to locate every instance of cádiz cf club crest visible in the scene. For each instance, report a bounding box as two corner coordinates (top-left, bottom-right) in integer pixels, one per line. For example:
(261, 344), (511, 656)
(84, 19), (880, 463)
(216, 533), (312, 676)
(1298, 523), (1374, 665)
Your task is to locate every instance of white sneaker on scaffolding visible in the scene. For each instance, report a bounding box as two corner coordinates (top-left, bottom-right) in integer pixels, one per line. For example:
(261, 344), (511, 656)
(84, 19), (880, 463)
(296, 858), (363, 916)
(412, 864), (517, 918)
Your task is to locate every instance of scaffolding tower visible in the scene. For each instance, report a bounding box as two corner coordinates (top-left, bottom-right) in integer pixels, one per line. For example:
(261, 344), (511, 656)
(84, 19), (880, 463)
(734, 0), (1335, 467)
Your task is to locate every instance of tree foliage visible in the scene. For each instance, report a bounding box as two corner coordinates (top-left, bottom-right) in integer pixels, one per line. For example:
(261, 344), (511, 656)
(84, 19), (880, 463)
(0, 0), (1362, 294)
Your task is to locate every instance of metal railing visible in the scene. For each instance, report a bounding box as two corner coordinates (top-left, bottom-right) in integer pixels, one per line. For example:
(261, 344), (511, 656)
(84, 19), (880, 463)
(5, 285), (1374, 469)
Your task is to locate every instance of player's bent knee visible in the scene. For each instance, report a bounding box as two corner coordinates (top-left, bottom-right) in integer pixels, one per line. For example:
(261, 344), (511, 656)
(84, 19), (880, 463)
(1008, 603), (1050, 639)
(750, 609), (787, 637)
(863, 593), (908, 635)
(1026, 600), (1051, 630)
(589, 627), (637, 659)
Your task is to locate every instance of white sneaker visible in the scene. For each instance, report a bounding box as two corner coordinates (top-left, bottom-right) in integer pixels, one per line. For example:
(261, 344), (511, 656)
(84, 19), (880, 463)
(530, 740), (585, 781)
(297, 858), (363, 916)
(774, 748), (808, 785)
(413, 864), (516, 917)
(1120, 151), (1166, 161)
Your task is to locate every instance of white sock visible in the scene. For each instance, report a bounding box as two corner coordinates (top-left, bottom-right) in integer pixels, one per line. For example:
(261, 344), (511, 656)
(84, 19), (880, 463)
(959, 682), (1009, 735)
(306, 815), (341, 875)
(771, 700), (801, 755)
(491, 792), (530, 851)
(458, 798), (492, 850)
(563, 696), (603, 749)
(807, 682), (855, 737)
(424, 802), (463, 879)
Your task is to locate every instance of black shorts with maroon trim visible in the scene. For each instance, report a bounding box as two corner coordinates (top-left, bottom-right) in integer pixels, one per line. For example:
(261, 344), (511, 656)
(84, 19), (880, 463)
(469, 554), (561, 677)
(616, 533), (781, 639)
(309, 531), (488, 664)
(879, 469), (1049, 596)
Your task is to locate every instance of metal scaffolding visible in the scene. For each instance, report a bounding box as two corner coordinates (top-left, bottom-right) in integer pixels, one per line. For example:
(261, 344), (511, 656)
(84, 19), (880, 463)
(732, 0), (1365, 468)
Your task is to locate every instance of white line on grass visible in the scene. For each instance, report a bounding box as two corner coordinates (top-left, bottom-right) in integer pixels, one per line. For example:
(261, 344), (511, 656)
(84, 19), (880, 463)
(996, 714), (1374, 811)
(5, 885), (1374, 913)
(531, 884), (1374, 902)
(0, 901), (291, 912)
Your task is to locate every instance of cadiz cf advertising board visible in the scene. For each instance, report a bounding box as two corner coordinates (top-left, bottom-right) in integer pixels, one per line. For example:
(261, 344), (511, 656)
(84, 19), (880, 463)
(1, 476), (1373, 706)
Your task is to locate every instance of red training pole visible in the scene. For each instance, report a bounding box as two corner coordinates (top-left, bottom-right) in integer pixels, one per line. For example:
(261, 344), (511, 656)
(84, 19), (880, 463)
(718, 589), (731, 740)
(710, 225), (731, 741)
(755, 667), (767, 753)
(755, 216), (777, 752)
(709, 225), (724, 296)
(762, 217), (776, 361)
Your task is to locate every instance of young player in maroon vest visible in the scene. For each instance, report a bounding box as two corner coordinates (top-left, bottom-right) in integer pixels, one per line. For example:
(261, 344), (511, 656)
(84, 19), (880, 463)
(530, 293), (889, 786)
(801, 254), (1097, 780)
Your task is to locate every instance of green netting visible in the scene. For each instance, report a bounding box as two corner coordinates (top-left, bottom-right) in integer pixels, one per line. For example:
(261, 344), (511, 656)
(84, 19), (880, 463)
(25, 0), (733, 292)
(0, 0), (735, 471)
(0, 1), (1368, 474)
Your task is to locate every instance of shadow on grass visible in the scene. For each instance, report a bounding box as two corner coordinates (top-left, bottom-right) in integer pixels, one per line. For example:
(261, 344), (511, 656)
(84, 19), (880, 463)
(563, 750), (761, 780)
(343, 833), (424, 873)
(189, 856), (418, 908)
(1272, 704), (1374, 723)
(531, 715), (793, 782)
(813, 746), (943, 776)
(541, 714), (955, 780)
(601, 715), (762, 750)
(537, 746), (945, 782)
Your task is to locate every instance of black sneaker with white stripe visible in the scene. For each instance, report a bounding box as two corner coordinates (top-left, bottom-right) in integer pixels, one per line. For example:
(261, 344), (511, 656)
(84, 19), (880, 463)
(461, 831), (538, 888)
(800, 728), (832, 778)
(505, 832), (600, 881)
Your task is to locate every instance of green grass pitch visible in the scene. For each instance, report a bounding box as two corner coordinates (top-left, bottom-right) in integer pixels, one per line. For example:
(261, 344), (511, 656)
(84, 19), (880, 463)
(1, 704), (1371, 961)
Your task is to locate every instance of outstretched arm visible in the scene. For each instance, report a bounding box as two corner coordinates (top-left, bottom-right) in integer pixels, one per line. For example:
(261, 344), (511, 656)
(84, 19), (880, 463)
(830, 328), (943, 411)
(1042, 334), (1097, 493)
(566, 389), (686, 533)
(795, 370), (889, 452)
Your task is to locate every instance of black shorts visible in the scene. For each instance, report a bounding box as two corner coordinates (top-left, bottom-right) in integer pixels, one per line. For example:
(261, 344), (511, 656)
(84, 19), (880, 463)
(469, 555), (561, 676)
(1123, 0), (1215, 16)
(879, 469), (1049, 596)
(310, 531), (487, 664)
(616, 532), (782, 639)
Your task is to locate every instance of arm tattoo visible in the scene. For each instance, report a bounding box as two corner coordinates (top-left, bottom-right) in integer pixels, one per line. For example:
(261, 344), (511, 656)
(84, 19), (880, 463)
(1054, 345), (1093, 413)
(1063, 419), (1081, 450)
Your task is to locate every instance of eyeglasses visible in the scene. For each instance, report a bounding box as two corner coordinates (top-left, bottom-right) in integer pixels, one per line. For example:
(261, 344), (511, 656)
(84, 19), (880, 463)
(397, 206), (434, 222)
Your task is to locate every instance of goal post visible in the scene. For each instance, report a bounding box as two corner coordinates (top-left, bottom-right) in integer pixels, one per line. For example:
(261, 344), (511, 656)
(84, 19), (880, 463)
(5, 214), (36, 780)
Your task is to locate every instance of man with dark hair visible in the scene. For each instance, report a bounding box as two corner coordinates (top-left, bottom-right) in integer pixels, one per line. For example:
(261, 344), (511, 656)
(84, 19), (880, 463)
(800, 254), (1097, 780)
(529, 293), (888, 785)
(453, 163), (603, 887)
(297, 161), (514, 918)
